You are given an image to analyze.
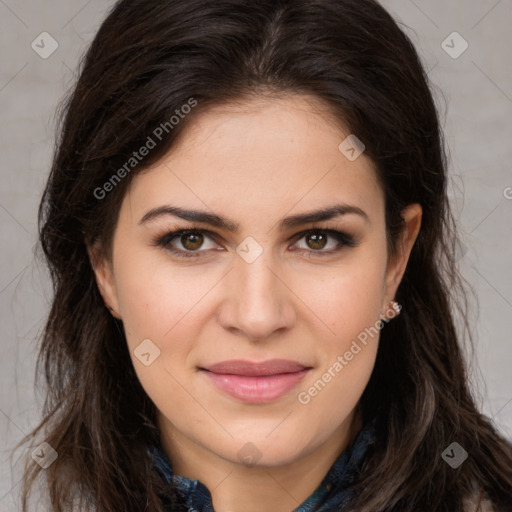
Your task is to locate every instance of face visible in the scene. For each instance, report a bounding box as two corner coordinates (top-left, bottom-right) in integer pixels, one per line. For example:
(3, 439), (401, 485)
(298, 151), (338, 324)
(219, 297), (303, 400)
(91, 94), (421, 470)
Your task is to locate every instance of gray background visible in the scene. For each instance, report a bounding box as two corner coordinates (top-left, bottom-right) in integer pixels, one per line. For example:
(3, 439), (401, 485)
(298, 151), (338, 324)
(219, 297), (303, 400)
(1, 0), (511, 510)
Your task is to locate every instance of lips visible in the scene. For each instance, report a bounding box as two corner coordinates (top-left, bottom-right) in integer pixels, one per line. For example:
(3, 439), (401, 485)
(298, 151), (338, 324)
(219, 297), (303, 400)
(201, 359), (309, 377)
(199, 359), (312, 403)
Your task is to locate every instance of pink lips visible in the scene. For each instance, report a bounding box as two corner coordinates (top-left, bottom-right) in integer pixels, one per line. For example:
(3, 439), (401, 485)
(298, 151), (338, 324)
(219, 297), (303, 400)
(200, 359), (311, 403)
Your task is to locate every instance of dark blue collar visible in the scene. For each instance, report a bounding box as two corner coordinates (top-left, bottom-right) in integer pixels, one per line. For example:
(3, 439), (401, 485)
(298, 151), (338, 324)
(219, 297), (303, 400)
(149, 415), (378, 511)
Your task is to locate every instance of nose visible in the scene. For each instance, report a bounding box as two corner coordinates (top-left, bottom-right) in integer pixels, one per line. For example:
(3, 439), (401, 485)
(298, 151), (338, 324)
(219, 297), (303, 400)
(216, 252), (296, 342)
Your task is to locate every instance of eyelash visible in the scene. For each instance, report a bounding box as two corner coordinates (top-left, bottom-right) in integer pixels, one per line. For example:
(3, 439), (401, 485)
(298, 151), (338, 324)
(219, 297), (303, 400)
(152, 225), (358, 259)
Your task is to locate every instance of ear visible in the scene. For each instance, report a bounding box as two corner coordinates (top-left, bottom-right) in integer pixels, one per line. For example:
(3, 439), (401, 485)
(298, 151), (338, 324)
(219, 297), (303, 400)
(381, 203), (422, 315)
(87, 243), (122, 320)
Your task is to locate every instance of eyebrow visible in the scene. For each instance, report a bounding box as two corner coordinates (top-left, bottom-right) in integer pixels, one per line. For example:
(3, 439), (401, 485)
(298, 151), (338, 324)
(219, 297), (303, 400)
(139, 203), (369, 231)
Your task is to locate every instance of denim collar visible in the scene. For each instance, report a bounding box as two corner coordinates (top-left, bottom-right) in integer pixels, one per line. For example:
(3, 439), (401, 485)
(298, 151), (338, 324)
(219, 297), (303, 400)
(149, 415), (378, 512)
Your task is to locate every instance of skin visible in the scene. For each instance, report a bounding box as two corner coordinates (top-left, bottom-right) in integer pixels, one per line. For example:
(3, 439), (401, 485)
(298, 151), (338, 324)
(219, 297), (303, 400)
(89, 94), (422, 512)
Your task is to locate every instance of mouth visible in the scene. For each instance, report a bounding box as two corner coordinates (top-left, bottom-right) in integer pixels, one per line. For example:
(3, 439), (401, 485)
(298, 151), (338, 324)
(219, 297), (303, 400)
(199, 359), (312, 403)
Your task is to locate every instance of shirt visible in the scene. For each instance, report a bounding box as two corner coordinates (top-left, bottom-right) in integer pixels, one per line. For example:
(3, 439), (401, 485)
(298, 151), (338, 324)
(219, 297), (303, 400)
(148, 415), (379, 511)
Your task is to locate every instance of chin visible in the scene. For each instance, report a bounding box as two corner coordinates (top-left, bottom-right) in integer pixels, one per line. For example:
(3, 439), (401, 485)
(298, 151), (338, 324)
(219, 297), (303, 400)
(212, 432), (315, 469)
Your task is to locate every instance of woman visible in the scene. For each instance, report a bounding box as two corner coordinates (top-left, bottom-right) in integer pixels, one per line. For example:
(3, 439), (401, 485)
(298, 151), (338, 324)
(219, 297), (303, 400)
(18, 0), (512, 510)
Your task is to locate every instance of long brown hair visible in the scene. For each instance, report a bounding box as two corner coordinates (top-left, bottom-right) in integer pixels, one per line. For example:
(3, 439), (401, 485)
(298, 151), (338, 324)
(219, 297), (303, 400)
(16, 0), (512, 510)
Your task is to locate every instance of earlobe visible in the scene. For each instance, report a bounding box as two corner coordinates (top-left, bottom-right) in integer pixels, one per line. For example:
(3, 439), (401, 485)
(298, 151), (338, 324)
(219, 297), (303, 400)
(87, 244), (122, 319)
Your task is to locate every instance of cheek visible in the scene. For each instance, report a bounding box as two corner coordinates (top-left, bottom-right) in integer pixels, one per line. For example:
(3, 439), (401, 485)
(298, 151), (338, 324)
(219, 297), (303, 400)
(296, 295), (382, 427)
(112, 252), (219, 402)
(292, 253), (385, 413)
(297, 345), (378, 435)
(113, 256), (205, 417)
(294, 252), (387, 342)
(113, 249), (214, 344)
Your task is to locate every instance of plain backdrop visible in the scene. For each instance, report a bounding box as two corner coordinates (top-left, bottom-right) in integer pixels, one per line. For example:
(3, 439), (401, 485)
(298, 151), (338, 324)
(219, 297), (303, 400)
(1, 0), (511, 510)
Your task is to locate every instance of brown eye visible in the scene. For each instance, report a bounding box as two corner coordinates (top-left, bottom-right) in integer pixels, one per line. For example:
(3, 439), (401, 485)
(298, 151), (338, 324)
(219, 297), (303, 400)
(180, 232), (204, 251)
(155, 229), (219, 257)
(305, 232), (328, 250)
(292, 229), (357, 256)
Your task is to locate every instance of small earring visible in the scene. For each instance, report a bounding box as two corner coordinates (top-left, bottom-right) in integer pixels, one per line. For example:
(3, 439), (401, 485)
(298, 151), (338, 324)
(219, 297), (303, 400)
(389, 300), (401, 319)
(380, 300), (401, 321)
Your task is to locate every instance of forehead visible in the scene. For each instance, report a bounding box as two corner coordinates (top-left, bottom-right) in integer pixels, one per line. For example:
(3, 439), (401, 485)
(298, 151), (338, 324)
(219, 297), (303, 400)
(124, 94), (384, 227)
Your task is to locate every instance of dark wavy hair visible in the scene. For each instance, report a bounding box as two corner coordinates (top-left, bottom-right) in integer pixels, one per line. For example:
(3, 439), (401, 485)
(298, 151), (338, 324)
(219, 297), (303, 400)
(16, 0), (512, 510)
